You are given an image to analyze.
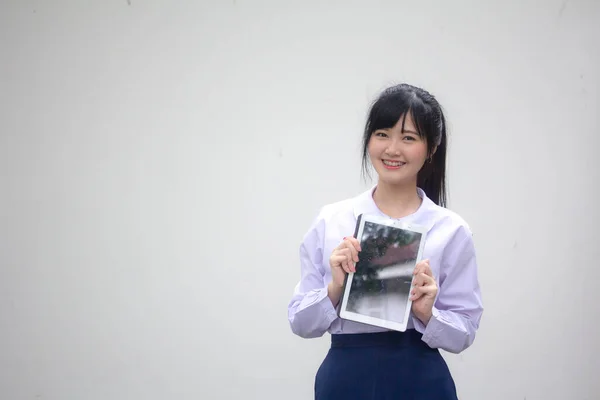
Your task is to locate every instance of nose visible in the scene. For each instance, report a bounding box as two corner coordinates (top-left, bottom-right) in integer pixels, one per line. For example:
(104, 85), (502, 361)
(385, 138), (402, 156)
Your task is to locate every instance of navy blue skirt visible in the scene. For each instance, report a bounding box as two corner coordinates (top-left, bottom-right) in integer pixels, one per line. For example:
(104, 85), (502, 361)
(315, 330), (458, 400)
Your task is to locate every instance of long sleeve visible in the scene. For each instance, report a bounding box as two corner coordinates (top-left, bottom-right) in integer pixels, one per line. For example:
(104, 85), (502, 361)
(413, 228), (484, 353)
(287, 214), (338, 338)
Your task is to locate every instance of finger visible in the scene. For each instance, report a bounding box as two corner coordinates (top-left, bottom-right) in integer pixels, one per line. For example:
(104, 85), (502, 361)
(411, 274), (424, 287)
(331, 255), (351, 272)
(412, 267), (429, 286)
(342, 237), (360, 262)
(413, 259), (426, 275)
(345, 236), (362, 252)
(421, 261), (433, 277)
(335, 241), (347, 251)
(413, 284), (437, 297)
(410, 286), (437, 301)
(339, 249), (356, 273)
(339, 256), (352, 274)
(337, 248), (356, 266)
(337, 239), (357, 263)
(344, 253), (356, 273)
(342, 260), (352, 274)
(416, 272), (435, 286)
(410, 287), (424, 301)
(413, 259), (430, 277)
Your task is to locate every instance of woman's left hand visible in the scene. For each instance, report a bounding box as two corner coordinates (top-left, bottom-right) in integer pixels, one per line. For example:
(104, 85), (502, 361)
(410, 259), (438, 325)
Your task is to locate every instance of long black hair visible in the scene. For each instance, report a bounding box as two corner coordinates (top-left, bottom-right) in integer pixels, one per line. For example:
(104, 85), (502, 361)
(361, 83), (448, 208)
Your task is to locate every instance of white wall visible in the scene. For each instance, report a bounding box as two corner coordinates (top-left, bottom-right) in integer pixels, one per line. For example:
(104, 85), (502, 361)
(1, 1), (598, 399)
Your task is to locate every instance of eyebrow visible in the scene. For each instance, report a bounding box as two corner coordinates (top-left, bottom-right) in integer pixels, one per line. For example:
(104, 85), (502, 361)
(401, 129), (419, 135)
(377, 127), (419, 135)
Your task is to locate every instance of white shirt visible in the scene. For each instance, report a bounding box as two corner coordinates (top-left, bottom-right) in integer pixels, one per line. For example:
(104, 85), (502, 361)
(287, 186), (484, 354)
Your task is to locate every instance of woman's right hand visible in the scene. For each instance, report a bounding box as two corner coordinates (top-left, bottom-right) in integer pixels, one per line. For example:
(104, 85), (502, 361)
(329, 236), (362, 288)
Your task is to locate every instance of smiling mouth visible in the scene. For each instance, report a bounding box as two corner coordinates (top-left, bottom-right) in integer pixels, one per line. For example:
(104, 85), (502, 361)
(382, 160), (406, 167)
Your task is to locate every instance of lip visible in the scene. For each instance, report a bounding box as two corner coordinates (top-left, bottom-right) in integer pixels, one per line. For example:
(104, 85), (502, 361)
(382, 159), (406, 170)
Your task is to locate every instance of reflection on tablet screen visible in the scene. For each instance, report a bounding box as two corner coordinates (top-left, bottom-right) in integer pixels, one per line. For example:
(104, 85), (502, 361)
(346, 221), (422, 324)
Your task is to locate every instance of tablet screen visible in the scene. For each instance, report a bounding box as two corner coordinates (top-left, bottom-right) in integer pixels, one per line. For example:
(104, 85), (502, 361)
(344, 220), (423, 325)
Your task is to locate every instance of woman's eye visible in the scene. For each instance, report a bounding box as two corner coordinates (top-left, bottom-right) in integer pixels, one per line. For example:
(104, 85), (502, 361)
(403, 136), (416, 141)
(375, 132), (388, 138)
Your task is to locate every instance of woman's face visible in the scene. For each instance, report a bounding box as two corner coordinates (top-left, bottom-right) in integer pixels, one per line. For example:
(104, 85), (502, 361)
(367, 112), (430, 186)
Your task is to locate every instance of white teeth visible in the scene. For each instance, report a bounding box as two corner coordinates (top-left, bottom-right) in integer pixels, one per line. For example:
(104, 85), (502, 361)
(383, 160), (403, 166)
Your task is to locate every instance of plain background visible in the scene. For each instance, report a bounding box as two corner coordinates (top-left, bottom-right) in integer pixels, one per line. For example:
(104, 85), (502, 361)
(1, 1), (598, 399)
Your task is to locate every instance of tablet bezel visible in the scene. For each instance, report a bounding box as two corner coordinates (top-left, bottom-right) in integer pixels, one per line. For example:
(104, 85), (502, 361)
(338, 214), (428, 332)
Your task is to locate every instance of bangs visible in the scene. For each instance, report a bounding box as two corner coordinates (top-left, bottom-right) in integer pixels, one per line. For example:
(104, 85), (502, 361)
(366, 91), (432, 139)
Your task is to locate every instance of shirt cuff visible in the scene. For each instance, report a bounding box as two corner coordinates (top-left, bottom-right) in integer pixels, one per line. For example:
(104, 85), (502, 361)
(413, 307), (444, 345)
(317, 287), (339, 326)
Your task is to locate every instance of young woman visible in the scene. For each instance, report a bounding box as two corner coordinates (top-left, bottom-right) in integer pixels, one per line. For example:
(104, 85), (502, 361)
(287, 83), (483, 399)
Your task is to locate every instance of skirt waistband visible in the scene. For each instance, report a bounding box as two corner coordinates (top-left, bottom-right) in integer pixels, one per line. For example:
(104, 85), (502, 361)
(330, 329), (426, 348)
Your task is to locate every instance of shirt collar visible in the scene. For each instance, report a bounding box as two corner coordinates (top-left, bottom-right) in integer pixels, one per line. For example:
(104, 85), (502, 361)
(352, 185), (438, 231)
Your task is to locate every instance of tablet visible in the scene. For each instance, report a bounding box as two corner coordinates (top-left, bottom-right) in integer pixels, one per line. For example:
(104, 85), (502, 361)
(339, 214), (428, 332)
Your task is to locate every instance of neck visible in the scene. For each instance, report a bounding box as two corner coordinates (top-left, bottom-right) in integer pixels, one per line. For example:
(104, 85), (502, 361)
(372, 180), (422, 219)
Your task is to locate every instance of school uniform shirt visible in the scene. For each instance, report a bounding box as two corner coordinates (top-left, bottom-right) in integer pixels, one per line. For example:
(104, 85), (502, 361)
(287, 186), (484, 354)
